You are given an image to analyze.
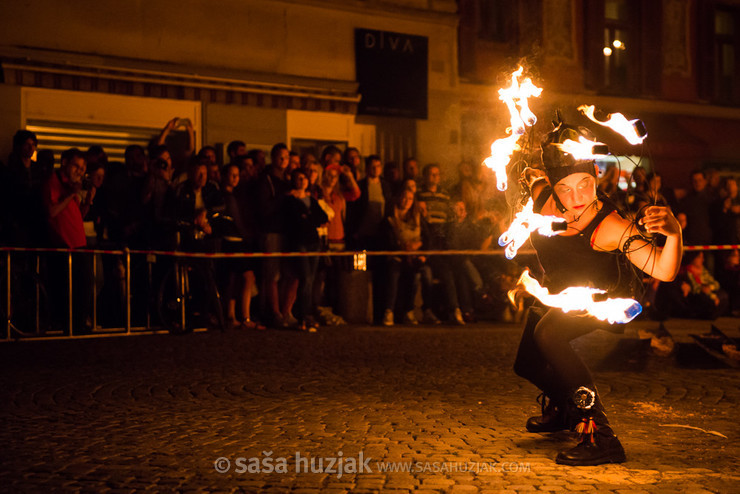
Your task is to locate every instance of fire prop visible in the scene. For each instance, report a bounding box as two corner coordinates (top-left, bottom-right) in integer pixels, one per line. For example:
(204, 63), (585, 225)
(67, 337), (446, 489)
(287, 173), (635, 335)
(553, 136), (609, 161)
(498, 198), (567, 259)
(577, 105), (647, 145)
(484, 67), (543, 191)
(511, 270), (642, 324)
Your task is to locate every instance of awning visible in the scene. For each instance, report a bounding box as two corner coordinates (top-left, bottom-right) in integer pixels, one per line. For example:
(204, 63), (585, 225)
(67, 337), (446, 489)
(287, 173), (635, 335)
(1, 46), (360, 114)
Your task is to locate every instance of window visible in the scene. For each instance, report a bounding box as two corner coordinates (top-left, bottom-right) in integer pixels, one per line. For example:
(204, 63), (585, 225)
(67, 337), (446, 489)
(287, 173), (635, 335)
(602, 0), (631, 90)
(714, 8), (737, 102)
(699, 3), (740, 104)
(584, 0), (653, 96)
(478, 0), (516, 43)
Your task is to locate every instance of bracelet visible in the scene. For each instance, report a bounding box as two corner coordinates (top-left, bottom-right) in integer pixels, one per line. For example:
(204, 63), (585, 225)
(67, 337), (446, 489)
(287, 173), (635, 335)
(622, 234), (644, 253)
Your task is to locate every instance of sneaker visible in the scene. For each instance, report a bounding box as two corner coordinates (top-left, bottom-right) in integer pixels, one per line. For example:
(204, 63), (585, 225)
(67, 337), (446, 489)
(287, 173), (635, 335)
(403, 310), (419, 325)
(422, 308), (440, 325)
(463, 311), (477, 324)
(383, 309), (394, 326)
(452, 308), (466, 326)
(284, 312), (299, 327)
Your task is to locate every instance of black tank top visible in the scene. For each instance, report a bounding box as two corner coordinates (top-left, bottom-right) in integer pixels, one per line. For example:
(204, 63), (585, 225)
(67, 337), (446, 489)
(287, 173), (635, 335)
(530, 187), (627, 295)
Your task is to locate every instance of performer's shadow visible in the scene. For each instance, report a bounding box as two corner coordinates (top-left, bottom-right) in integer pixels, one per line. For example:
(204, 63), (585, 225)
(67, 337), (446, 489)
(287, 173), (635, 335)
(572, 331), (652, 372)
(590, 338), (652, 372)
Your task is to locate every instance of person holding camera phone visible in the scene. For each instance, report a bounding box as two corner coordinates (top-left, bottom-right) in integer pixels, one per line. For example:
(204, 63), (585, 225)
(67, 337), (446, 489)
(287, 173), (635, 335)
(42, 148), (95, 332)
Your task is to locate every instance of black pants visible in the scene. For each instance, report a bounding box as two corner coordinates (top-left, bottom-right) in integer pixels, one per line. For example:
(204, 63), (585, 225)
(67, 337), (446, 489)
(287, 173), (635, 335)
(513, 306), (615, 408)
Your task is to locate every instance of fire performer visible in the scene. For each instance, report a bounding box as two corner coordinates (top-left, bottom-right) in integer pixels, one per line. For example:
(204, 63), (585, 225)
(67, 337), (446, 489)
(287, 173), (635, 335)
(513, 118), (683, 465)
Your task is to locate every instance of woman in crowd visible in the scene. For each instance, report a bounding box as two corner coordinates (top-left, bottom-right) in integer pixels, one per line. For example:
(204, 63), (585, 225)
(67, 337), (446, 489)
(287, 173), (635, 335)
(282, 169), (328, 331)
(219, 163), (264, 330)
(381, 186), (429, 326)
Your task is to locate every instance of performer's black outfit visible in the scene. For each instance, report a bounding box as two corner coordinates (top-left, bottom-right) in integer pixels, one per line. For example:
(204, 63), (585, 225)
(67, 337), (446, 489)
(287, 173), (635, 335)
(513, 122), (629, 466)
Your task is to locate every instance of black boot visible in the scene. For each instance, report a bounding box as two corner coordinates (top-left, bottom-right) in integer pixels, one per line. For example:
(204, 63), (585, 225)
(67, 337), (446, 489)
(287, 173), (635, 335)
(526, 393), (569, 433)
(555, 387), (627, 466)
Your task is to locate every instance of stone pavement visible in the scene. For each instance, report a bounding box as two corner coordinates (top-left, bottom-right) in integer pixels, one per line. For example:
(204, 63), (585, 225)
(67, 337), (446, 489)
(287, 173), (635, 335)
(1, 316), (739, 493)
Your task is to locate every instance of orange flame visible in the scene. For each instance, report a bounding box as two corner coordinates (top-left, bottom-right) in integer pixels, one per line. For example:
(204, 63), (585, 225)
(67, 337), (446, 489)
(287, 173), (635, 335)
(553, 136), (608, 161)
(498, 199), (566, 259)
(578, 105), (647, 145)
(511, 270), (642, 324)
(484, 67), (543, 191)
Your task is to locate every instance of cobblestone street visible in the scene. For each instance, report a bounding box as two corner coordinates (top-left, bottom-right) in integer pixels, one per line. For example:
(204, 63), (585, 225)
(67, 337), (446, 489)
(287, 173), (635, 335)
(1, 317), (739, 493)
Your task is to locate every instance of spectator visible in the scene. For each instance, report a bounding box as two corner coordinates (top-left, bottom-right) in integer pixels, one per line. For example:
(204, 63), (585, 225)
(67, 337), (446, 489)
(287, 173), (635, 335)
(44, 148), (90, 249)
(343, 146), (361, 180)
(597, 165), (621, 203)
(82, 160), (107, 244)
(141, 157), (176, 249)
(42, 148), (94, 332)
(716, 249), (740, 316)
(301, 152), (317, 169)
(235, 154), (257, 185)
(197, 146), (221, 189)
(656, 251), (727, 320)
(679, 170), (714, 247)
(624, 166), (649, 214)
(682, 251), (728, 318)
(282, 169), (328, 331)
(247, 148), (267, 174)
(257, 143), (291, 327)
(226, 140), (246, 164)
(321, 164), (349, 251)
(347, 155), (392, 250)
(174, 161), (222, 248)
(104, 144), (149, 247)
(448, 199), (494, 322)
(417, 163), (464, 325)
(219, 163), (264, 330)
(3, 130), (48, 246)
(320, 145), (360, 202)
(287, 150), (301, 176)
(645, 171), (678, 211)
(381, 187), (429, 326)
(711, 176), (740, 245)
(402, 156), (419, 183)
(383, 161), (402, 192)
(306, 161), (323, 199)
(156, 117), (194, 178)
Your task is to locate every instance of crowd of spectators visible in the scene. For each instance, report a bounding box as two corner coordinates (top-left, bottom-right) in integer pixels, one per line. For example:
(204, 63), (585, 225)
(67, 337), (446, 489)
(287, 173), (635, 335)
(2, 120), (739, 333)
(0, 121), (517, 332)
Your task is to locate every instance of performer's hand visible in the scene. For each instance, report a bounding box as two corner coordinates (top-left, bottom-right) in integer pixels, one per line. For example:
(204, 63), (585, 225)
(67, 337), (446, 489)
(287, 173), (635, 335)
(639, 206), (681, 237)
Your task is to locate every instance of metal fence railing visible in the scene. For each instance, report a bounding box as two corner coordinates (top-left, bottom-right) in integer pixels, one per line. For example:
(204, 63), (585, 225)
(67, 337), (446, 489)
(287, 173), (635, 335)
(2, 243), (736, 342)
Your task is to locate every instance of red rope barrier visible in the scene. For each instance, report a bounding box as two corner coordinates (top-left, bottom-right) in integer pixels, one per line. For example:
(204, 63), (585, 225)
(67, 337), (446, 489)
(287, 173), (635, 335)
(1, 244), (735, 259)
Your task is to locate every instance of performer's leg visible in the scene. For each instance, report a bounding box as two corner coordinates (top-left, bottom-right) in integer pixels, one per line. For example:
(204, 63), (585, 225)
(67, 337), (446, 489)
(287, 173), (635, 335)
(513, 307), (569, 432)
(532, 310), (626, 465)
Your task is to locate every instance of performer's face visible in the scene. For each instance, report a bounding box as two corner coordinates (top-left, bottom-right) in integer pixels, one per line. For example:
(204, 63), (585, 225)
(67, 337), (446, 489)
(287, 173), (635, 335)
(553, 172), (597, 212)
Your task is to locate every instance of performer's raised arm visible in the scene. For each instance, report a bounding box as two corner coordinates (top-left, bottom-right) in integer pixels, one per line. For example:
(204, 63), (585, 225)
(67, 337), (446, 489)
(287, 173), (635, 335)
(594, 206), (683, 282)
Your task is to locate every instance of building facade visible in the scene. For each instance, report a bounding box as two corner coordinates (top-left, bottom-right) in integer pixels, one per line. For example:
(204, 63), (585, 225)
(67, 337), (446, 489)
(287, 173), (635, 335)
(0, 0), (459, 171)
(459, 0), (740, 190)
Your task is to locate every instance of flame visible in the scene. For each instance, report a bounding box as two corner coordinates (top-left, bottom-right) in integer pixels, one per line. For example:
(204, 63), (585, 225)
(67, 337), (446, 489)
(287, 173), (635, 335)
(578, 105), (647, 145)
(553, 136), (608, 161)
(511, 270), (642, 324)
(484, 134), (521, 192)
(484, 67), (543, 191)
(498, 198), (566, 259)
